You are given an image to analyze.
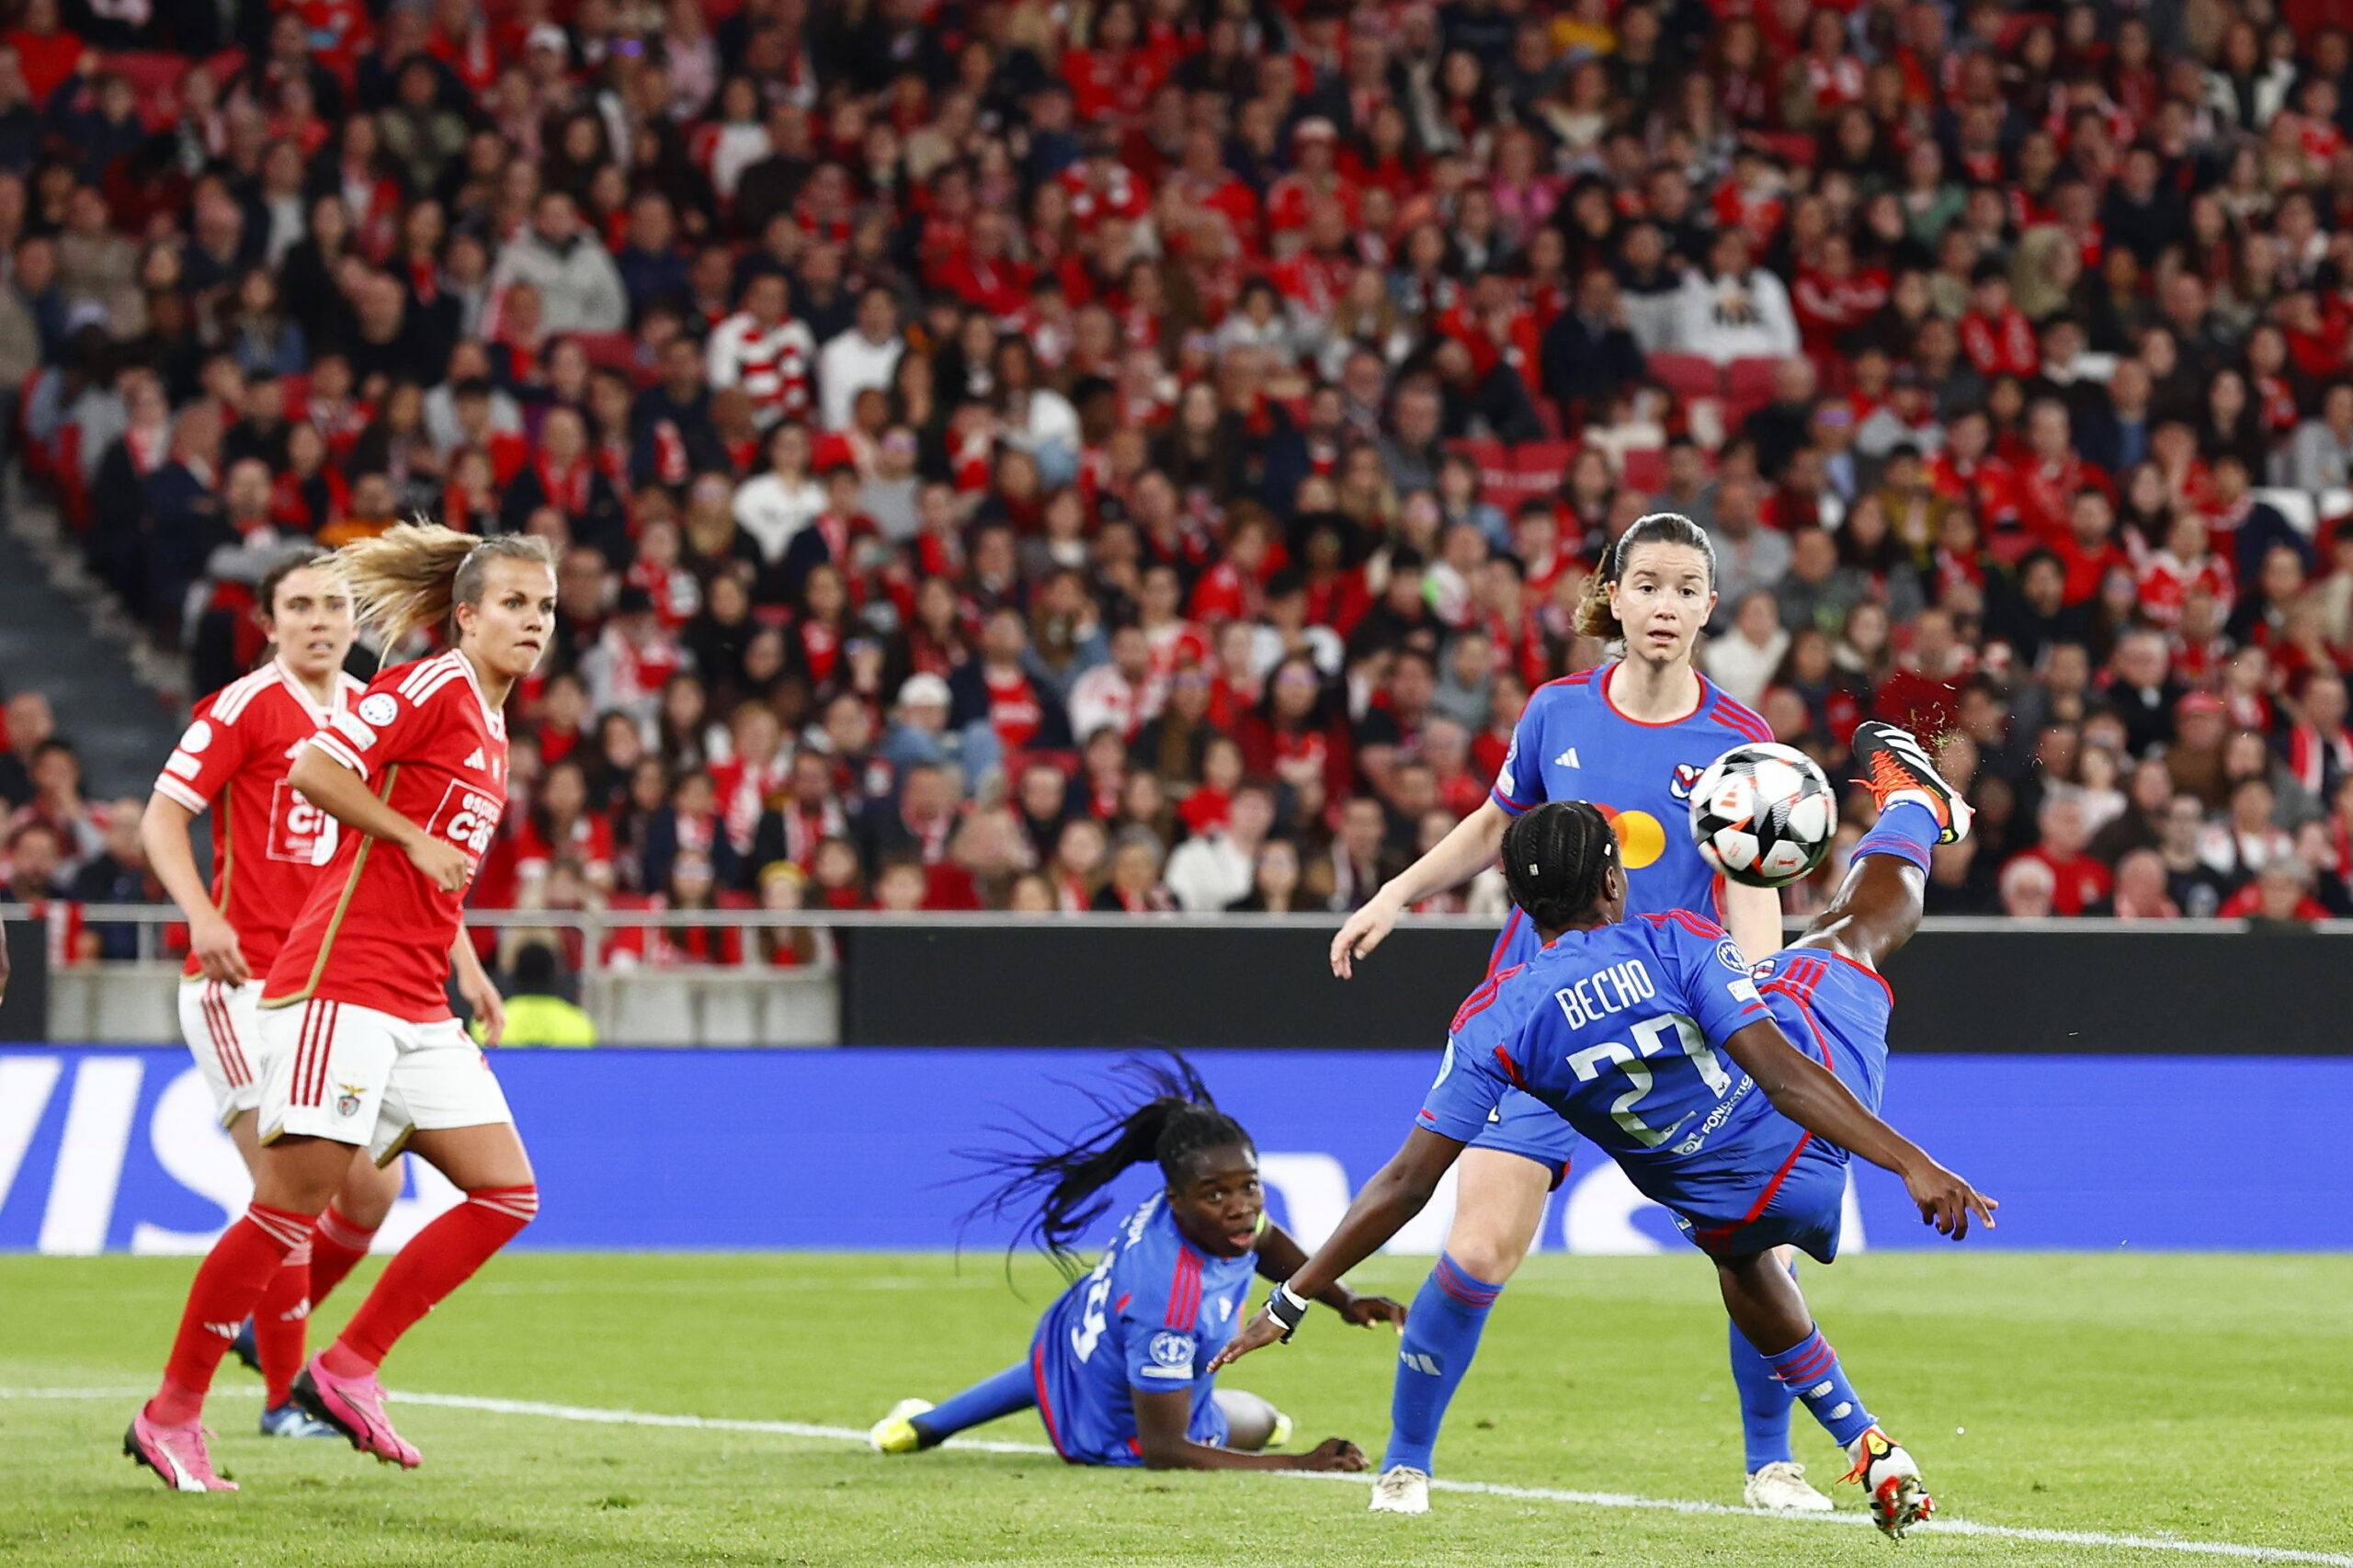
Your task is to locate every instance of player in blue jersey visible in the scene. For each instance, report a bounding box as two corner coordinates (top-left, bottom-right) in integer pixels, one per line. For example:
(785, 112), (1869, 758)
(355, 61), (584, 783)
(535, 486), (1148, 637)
(868, 1054), (1403, 1470)
(1329, 512), (1825, 1514)
(1224, 724), (1992, 1540)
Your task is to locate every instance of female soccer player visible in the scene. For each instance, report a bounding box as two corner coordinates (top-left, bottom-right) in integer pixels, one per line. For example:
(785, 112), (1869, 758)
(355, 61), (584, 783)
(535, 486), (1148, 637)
(1329, 512), (1824, 1514)
(141, 547), (405, 1439)
(1219, 723), (1992, 1540)
(867, 1054), (1404, 1471)
(126, 528), (551, 1493)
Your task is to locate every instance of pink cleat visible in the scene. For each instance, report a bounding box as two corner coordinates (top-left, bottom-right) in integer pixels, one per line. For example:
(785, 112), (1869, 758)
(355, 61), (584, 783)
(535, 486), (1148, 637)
(123, 1410), (238, 1493)
(292, 1355), (421, 1469)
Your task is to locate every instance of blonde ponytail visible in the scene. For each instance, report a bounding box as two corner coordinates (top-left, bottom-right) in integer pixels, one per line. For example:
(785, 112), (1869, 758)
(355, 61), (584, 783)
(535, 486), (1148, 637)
(336, 523), (557, 651)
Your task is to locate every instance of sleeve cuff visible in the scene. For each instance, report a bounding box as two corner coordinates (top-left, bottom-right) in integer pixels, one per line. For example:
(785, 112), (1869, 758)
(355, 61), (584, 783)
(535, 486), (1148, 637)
(310, 733), (369, 779)
(152, 775), (208, 812)
(1490, 786), (1529, 816)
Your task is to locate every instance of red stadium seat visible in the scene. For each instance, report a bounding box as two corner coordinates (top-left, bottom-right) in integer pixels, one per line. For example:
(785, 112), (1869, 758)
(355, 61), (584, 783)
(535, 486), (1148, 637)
(574, 333), (637, 372)
(105, 51), (190, 130)
(1646, 353), (1722, 402)
(1620, 446), (1665, 493)
(1723, 357), (1784, 407)
(1510, 439), (1580, 493)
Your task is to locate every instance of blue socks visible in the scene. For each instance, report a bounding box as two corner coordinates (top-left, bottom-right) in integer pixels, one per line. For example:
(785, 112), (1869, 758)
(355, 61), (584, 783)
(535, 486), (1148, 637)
(1853, 799), (1940, 872)
(1383, 1253), (1504, 1474)
(1761, 1324), (1875, 1449)
(914, 1361), (1035, 1444)
(1730, 1320), (1797, 1470)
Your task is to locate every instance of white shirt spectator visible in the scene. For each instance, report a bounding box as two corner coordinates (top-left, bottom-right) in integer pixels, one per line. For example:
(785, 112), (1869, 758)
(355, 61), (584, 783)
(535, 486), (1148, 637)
(489, 226), (629, 336)
(1164, 831), (1255, 913)
(1673, 266), (1800, 364)
(817, 325), (904, 431)
(732, 471), (825, 562)
(1703, 622), (1789, 709)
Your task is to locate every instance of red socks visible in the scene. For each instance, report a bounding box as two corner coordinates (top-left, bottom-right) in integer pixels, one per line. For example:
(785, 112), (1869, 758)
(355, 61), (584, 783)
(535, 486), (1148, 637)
(151, 1203), (313, 1426)
(253, 1237), (313, 1407)
(309, 1203), (380, 1308)
(328, 1185), (538, 1374)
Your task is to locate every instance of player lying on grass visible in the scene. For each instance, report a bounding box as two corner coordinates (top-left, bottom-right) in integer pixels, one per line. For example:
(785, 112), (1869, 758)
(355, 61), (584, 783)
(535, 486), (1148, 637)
(1213, 724), (1996, 1540)
(870, 1053), (1404, 1471)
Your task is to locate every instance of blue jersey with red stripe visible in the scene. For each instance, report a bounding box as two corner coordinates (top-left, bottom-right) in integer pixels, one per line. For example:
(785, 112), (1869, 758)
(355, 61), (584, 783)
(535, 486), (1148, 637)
(1029, 1195), (1257, 1465)
(1422, 915), (1890, 1258)
(1487, 665), (1772, 962)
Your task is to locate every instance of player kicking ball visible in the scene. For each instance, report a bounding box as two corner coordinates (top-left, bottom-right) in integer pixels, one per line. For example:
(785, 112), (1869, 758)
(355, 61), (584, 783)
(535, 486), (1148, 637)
(1213, 724), (1993, 1540)
(868, 1053), (1404, 1471)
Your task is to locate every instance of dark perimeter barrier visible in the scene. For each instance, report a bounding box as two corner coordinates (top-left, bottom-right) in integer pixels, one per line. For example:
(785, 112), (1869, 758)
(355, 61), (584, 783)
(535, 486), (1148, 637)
(839, 920), (2353, 1055)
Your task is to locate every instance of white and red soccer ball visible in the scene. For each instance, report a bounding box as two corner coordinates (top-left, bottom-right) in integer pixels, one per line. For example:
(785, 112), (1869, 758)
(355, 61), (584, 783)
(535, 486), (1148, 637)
(1688, 743), (1837, 889)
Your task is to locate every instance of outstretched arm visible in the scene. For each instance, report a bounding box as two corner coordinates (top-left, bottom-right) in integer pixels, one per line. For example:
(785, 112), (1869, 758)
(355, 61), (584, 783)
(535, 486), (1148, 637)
(1211, 1129), (1466, 1369)
(1330, 799), (1509, 977)
(1131, 1388), (1363, 1471)
(1252, 1221), (1407, 1330)
(1719, 1017), (1995, 1238)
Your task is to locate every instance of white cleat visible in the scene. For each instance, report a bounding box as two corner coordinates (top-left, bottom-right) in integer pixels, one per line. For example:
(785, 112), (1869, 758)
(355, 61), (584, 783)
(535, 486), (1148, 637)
(1844, 1427), (1935, 1540)
(868, 1397), (934, 1454)
(1744, 1460), (1836, 1512)
(1368, 1464), (1431, 1514)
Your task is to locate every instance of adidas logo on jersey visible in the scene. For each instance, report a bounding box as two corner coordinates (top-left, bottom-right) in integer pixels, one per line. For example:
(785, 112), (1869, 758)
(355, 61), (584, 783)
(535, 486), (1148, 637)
(464, 747), (487, 772)
(1554, 747), (1582, 767)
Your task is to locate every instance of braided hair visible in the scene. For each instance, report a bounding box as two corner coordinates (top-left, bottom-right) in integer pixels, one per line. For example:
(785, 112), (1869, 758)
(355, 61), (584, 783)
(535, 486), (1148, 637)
(1500, 801), (1620, 931)
(1574, 511), (1719, 641)
(963, 1051), (1254, 1273)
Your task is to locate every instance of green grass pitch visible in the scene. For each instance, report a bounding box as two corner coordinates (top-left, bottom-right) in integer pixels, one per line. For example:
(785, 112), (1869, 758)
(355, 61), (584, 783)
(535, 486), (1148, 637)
(4, 1251), (2349, 1566)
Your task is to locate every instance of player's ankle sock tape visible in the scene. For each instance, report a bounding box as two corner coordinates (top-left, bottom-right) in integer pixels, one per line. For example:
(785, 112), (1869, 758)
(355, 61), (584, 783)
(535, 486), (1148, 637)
(1762, 1324), (1875, 1448)
(919, 1361), (1036, 1441)
(1854, 800), (1939, 871)
(159, 1203), (314, 1407)
(1382, 1253), (1502, 1474)
(1729, 1319), (1798, 1471)
(255, 1243), (314, 1407)
(335, 1185), (538, 1369)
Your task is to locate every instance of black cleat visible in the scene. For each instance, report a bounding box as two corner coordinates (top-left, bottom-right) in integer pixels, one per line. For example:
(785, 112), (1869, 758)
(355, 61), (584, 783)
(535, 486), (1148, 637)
(1851, 721), (1972, 845)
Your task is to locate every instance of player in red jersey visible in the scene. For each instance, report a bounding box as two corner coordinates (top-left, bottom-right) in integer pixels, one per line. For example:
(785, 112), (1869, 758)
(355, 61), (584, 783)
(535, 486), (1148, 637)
(141, 548), (406, 1441)
(126, 528), (551, 1493)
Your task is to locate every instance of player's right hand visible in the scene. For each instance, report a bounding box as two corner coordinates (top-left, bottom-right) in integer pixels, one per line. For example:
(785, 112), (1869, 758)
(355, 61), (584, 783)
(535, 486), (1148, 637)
(1904, 1160), (1997, 1240)
(187, 908), (251, 985)
(1330, 892), (1401, 979)
(404, 836), (471, 893)
(1291, 1438), (1367, 1472)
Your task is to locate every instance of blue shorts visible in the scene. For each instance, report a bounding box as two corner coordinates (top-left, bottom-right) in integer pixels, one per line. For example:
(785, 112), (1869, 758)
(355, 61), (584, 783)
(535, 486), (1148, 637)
(1668, 946), (1893, 1266)
(1467, 909), (1579, 1184)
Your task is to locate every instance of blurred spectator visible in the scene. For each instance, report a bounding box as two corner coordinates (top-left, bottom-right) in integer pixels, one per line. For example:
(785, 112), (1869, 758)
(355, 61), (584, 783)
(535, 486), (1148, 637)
(17, 0), (2353, 942)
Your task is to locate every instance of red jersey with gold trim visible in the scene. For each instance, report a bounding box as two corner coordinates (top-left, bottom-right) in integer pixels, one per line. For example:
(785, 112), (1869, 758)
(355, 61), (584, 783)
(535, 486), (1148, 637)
(264, 650), (510, 1023)
(153, 660), (364, 980)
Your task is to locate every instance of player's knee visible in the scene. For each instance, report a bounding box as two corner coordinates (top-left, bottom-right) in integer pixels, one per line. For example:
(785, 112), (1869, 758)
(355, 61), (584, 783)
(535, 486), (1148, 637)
(1212, 1388), (1278, 1451)
(1443, 1227), (1530, 1284)
(464, 1182), (540, 1231)
(337, 1154), (405, 1231)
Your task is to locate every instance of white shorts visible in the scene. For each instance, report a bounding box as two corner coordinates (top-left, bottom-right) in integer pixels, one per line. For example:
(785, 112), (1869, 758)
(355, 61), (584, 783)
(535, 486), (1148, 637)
(257, 997), (515, 1165)
(178, 976), (268, 1128)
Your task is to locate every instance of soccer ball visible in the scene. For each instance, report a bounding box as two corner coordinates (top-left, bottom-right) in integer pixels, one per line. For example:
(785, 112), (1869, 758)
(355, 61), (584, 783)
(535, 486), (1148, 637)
(1688, 743), (1837, 889)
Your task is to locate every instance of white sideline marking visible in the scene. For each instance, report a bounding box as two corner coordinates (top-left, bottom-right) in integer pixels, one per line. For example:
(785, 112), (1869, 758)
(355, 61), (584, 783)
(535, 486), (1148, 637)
(8, 1386), (2350, 1566)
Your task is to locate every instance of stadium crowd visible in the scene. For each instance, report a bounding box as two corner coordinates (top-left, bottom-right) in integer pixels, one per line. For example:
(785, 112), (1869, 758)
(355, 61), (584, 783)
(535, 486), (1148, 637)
(3, 0), (2353, 960)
